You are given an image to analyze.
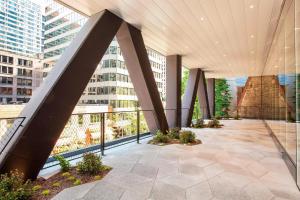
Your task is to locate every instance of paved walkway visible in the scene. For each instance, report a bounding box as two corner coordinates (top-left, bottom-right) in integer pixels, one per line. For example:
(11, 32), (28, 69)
(53, 120), (300, 200)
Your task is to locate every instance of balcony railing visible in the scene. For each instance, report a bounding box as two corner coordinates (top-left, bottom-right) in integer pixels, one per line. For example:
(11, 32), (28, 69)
(0, 117), (25, 155)
(0, 108), (205, 169)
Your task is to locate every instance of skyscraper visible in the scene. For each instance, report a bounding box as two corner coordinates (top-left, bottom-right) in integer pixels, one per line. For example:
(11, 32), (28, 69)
(0, 0), (43, 56)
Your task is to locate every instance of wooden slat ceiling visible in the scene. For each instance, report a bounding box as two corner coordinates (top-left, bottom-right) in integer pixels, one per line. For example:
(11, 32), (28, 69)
(57, 0), (284, 78)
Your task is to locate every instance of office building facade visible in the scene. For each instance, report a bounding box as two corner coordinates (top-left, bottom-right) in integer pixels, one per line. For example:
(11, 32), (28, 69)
(0, 50), (43, 103)
(0, 0), (42, 56)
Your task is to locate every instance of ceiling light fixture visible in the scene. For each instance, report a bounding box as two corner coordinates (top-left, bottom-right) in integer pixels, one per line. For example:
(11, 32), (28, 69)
(250, 34), (254, 38)
(250, 51), (255, 54)
(223, 54), (227, 57)
(249, 5), (254, 9)
(215, 41), (219, 44)
(200, 17), (205, 21)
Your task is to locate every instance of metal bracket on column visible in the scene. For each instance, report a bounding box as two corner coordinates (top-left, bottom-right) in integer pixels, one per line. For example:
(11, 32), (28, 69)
(182, 69), (201, 127)
(197, 71), (211, 119)
(116, 22), (168, 133)
(0, 10), (123, 180)
(166, 55), (182, 128)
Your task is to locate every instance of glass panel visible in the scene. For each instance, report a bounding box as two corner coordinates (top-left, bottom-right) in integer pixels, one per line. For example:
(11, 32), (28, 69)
(295, 0), (300, 188)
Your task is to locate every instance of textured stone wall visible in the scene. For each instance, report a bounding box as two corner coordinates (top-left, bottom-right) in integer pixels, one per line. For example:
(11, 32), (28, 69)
(238, 76), (288, 119)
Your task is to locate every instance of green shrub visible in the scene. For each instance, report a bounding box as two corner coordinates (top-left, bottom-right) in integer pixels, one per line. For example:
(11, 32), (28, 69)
(52, 182), (61, 187)
(67, 176), (75, 181)
(101, 165), (112, 171)
(192, 119), (205, 128)
(207, 118), (221, 128)
(61, 172), (71, 177)
(167, 127), (180, 139)
(94, 175), (101, 180)
(179, 131), (196, 144)
(153, 131), (170, 143)
(0, 169), (32, 200)
(77, 153), (102, 175)
(41, 189), (50, 196)
(32, 185), (42, 191)
(73, 179), (81, 186)
(54, 155), (70, 172)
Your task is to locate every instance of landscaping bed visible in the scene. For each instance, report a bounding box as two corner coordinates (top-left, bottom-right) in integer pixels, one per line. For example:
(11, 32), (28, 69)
(192, 118), (223, 128)
(148, 129), (202, 146)
(32, 166), (111, 200)
(0, 153), (112, 200)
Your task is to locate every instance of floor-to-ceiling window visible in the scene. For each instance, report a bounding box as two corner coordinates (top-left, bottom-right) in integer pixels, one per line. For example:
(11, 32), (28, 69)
(262, 0), (299, 188)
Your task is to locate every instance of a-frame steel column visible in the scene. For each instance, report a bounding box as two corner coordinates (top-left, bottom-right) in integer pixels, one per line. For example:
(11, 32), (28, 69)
(182, 69), (201, 127)
(166, 55), (182, 128)
(0, 10), (122, 180)
(197, 71), (211, 119)
(206, 78), (215, 117)
(116, 22), (168, 133)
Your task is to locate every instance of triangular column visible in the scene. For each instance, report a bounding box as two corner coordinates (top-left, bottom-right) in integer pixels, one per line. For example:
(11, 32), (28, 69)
(116, 22), (168, 133)
(182, 69), (201, 127)
(0, 10), (123, 180)
(197, 71), (211, 119)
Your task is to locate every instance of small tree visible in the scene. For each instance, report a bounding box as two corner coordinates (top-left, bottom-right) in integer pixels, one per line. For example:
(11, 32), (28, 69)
(215, 79), (232, 117)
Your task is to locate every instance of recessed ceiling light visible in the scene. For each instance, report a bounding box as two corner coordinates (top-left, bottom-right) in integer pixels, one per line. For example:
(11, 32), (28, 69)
(249, 5), (254, 9)
(185, 46), (188, 49)
(215, 41), (219, 44)
(274, 65), (279, 68)
(200, 17), (205, 21)
(250, 51), (255, 54)
(223, 54), (227, 57)
(250, 35), (254, 38)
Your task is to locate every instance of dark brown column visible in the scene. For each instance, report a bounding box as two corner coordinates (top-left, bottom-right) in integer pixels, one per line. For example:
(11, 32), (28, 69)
(116, 22), (168, 133)
(166, 55), (182, 128)
(206, 78), (215, 117)
(197, 71), (211, 119)
(182, 69), (201, 127)
(0, 10), (123, 180)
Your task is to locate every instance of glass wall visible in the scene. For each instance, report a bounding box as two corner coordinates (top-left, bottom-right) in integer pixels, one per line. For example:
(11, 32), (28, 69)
(262, 0), (299, 187)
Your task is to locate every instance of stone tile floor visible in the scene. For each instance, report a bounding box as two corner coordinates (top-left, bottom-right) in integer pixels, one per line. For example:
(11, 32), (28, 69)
(53, 120), (300, 200)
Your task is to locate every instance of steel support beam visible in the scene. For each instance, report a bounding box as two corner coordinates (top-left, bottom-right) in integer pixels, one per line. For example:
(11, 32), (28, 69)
(182, 69), (201, 127)
(0, 10), (122, 180)
(116, 22), (168, 133)
(197, 71), (211, 119)
(206, 78), (215, 117)
(166, 55), (182, 128)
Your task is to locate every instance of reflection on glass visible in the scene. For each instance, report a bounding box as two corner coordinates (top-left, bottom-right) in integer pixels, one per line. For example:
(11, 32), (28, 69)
(262, 0), (299, 187)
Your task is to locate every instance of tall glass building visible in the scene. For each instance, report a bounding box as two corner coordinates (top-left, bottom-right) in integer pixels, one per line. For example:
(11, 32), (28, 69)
(43, 0), (166, 111)
(0, 0), (42, 57)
